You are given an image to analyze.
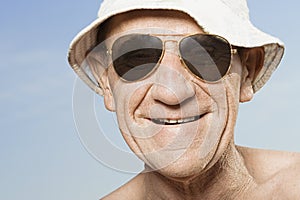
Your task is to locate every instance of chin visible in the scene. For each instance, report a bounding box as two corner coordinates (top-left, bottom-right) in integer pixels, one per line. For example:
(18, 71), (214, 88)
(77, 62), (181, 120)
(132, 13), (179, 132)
(156, 162), (206, 181)
(148, 147), (218, 179)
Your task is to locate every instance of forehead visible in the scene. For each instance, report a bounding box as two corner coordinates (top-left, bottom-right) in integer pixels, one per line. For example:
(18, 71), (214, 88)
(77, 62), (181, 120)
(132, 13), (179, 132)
(105, 10), (204, 37)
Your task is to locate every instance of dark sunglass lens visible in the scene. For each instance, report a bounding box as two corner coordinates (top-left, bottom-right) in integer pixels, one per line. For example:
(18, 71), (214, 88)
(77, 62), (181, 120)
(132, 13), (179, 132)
(179, 35), (231, 82)
(112, 34), (163, 81)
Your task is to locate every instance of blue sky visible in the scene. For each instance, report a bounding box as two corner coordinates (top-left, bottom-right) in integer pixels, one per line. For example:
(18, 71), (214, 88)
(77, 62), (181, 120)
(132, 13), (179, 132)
(1, 0), (300, 199)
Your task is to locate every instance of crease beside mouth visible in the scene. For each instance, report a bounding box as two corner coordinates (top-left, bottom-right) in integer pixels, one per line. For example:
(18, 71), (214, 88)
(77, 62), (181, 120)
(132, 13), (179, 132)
(150, 114), (205, 125)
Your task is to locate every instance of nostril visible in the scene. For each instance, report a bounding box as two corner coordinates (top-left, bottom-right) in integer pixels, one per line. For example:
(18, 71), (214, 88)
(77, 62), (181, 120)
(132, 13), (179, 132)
(151, 83), (195, 106)
(152, 85), (180, 105)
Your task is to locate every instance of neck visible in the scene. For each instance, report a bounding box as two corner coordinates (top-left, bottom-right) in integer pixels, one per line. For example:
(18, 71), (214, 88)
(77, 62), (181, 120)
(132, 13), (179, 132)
(144, 143), (255, 200)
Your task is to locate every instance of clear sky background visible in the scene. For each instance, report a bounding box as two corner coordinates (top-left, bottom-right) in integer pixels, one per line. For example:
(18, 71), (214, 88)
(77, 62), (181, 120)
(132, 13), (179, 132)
(1, 0), (300, 199)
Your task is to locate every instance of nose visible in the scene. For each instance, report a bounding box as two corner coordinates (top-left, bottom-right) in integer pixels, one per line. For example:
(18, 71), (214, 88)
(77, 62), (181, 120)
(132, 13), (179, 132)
(150, 52), (196, 105)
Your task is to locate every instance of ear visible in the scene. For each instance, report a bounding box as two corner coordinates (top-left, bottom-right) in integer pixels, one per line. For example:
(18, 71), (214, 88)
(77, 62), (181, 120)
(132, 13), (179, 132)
(86, 51), (116, 111)
(239, 47), (265, 103)
(102, 71), (116, 112)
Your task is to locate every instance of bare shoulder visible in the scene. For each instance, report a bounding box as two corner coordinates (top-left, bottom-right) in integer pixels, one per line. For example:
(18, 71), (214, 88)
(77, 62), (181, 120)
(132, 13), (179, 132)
(237, 146), (300, 180)
(101, 173), (146, 200)
(237, 146), (300, 198)
(273, 159), (300, 198)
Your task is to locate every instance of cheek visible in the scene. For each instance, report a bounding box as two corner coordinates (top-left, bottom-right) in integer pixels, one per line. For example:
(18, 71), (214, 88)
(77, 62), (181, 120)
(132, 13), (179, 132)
(227, 55), (243, 95)
(224, 72), (242, 103)
(107, 66), (119, 94)
(110, 78), (157, 139)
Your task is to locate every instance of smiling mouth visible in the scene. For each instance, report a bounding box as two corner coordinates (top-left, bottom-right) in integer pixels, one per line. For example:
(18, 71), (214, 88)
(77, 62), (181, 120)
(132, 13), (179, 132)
(150, 114), (205, 125)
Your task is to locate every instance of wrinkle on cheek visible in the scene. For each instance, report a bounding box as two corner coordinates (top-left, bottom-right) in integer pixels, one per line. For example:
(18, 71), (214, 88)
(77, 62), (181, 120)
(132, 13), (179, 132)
(191, 79), (216, 101)
(224, 73), (242, 104)
(107, 67), (120, 98)
(117, 83), (156, 134)
(197, 86), (231, 160)
(192, 79), (226, 112)
(224, 85), (239, 133)
(130, 84), (154, 120)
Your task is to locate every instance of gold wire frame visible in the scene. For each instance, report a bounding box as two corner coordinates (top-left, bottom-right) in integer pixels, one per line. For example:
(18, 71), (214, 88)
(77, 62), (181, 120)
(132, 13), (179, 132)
(107, 33), (237, 83)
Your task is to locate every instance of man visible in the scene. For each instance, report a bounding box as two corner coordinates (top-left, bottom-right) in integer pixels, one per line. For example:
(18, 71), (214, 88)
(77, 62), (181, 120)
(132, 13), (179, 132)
(68, 0), (300, 199)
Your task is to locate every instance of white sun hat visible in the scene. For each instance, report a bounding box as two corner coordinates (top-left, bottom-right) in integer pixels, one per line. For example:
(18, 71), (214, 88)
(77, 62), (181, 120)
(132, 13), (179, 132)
(68, 0), (284, 95)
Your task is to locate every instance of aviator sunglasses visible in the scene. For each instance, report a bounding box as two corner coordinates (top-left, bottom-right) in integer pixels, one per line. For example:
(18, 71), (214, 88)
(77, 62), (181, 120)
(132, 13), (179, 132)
(109, 33), (237, 82)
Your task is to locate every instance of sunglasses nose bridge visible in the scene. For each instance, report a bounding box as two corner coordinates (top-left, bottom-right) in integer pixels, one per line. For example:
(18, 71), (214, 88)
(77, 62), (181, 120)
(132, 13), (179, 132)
(158, 40), (197, 80)
(163, 40), (180, 55)
(158, 40), (182, 68)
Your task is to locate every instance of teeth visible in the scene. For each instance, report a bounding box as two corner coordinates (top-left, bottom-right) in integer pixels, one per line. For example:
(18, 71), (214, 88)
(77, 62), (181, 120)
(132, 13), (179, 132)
(152, 115), (201, 125)
(168, 119), (177, 124)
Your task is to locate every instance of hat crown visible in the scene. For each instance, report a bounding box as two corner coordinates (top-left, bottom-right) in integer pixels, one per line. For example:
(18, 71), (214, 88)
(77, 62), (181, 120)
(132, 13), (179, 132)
(220, 0), (249, 20)
(99, 0), (250, 20)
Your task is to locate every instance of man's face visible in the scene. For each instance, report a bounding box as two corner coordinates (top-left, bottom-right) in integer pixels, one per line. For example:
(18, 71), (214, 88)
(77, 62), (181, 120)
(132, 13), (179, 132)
(100, 10), (245, 178)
